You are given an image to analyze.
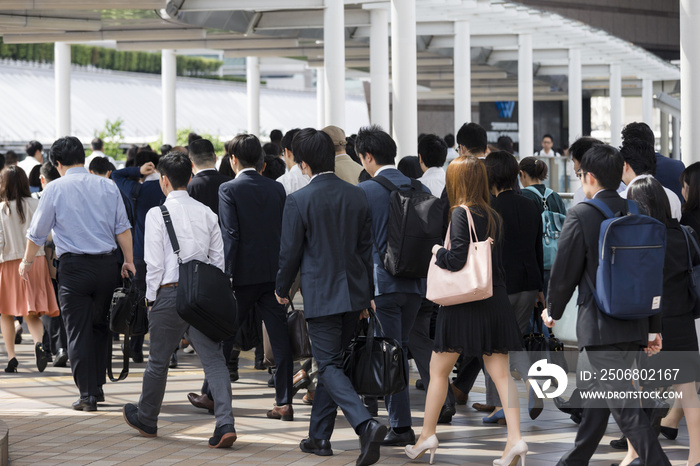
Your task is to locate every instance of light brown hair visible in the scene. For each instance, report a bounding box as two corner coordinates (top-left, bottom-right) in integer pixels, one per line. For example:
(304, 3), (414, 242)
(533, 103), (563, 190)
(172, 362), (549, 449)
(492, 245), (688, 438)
(445, 156), (499, 239)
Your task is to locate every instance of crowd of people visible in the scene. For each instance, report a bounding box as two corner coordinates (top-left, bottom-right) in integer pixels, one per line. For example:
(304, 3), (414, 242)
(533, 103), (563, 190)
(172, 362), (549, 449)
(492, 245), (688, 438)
(0, 120), (699, 466)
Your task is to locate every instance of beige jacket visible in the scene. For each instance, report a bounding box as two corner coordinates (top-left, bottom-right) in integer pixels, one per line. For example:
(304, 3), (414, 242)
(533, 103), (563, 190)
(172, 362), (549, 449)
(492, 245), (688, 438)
(334, 154), (363, 185)
(0, 197), (45, 264)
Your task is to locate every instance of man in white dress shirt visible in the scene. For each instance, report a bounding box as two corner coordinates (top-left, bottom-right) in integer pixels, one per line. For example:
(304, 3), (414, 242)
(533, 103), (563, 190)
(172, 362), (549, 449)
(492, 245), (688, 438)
(84, 138), (116, 169)
(122, 151), (236, 449)
(277, 128), (309, 195)
(18, 140), (43, 175)
(417, 134), (447, 196)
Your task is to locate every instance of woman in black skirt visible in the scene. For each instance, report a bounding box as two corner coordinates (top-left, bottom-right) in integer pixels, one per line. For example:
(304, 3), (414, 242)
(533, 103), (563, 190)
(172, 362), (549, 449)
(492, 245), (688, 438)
(406, 156), (526, 465)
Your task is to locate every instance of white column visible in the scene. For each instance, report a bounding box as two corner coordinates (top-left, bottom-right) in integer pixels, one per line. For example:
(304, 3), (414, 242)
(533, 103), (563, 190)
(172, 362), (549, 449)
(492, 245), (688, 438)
(672, 116), (680, 159)
(391, 0), (418, 160)
(369, 8), (390, 130)
(161, 49), (177, 146)
(568, 48), (582, 145)
(660, 111), (670, 156)
(246, 56), (260, 136)
(609, 64), (622, 148)
(518, 34), (533, 158)
(324, 0), (345, 128)
(316, 67), (325, 128)
(54, 42), (71, 137)
(642, 78), (654, 127)
(681, 0), (700, 163)
(454, 20), (471, 136)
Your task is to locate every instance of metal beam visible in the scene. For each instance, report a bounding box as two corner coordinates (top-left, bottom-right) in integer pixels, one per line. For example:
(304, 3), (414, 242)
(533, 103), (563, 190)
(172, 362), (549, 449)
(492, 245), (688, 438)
(0, 14), (101, 31)
(308, 56), (452, 68)
(222, 46), (367, 59)
(488, 48), (569, 63)
(179, 0), (323, 11)
(4, 29), (206, 44)
(117, 37), (298, 52)
(537, 64), (613, 77)
(0, 0), (162, 9)
(255, 9), (370, 30)
(416, 71), (508, 80)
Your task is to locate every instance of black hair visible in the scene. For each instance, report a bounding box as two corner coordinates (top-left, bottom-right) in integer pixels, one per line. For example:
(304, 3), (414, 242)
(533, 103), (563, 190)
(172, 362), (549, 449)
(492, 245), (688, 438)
(620, 138), (656, 176)
(291, 128), (335, 174)
(28, 164), (42, 189)
(25, 140), (43, 158)
(579, 144), (623, 190)
(157, 151), (191, 189)
(397, 156), (422, 179)
(281, 128), (301, 152)
(89, 156), (116, 176)
(4, 151), (18, 166)
(187, 132), (202, 145)
(0, 166), (31, 224)
(359, 169), (372, 182)
(418, 133), (426, 143)
(263, 142), (282, 157)
(496, 135), (514, 154)
(40, 162), (60, 182)
(627, 177), (672, 226)
(485, 151), (519, 191)
(569, 136), (603, 163)
(262, 154), (286, 180)
(444, 133), (455, 148)
(230, 134), (263, 169)
(134, 150), (160, 168)
(621, 122), (655, 146)
(345, 135), (361, 164)
(542, 134), (554, 142)
(188, 139), (216, 167)
(456, 122), (487, 155)
(255, 149), (265, 172)
(681, 162), (700, 214)
(0, 153), (4, 171)
(91, 138), (103, 151)
(270, 129), (283, 144)
(49, 136), (85, 166)
(519, 156), (548, 181)
(160, 144), (172, 157)
(355, 125), (396, 166)
(218, 154), (235, 178)
(125, 144), (139, 167)
(418, 134), (448, 168)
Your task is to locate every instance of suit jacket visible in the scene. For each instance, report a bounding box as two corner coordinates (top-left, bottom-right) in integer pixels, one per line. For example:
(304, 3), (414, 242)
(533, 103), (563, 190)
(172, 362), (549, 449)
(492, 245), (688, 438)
(547, 189), (661, 348)
(187, 169), (232, 216)
(491, 190), (544, 294)
(655, 153), (685, 205)
(358, 168), (429, 296)
(276, 174), (374, 318)
(681, 208), (700, 237)
(218, 169), (286, 286)
(334, 154), (363, 185)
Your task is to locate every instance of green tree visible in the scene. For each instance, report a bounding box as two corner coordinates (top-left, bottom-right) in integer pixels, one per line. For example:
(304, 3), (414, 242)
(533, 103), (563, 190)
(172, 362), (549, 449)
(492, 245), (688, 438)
(93, 118), (124, 159)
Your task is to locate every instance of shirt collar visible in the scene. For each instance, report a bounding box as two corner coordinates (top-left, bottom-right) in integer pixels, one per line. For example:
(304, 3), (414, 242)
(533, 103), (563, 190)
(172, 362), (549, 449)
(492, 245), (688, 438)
(167, 190), (189, 200)
(422, 166), (444, 178)
(144, 172), (160, 182)
(335, 153), (348, 158)
(628, 174), (652, 186)
(310, 171), (334, 181)
(196, 167), (217, 175)
(66, 166), (88, 176)
(238, 167), (256, 175)
(374, 165), (396, 177)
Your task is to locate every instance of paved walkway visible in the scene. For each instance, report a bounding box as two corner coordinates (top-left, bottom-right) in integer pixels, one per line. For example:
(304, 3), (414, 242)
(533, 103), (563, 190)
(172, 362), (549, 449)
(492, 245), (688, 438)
(0, 340), (693, 465)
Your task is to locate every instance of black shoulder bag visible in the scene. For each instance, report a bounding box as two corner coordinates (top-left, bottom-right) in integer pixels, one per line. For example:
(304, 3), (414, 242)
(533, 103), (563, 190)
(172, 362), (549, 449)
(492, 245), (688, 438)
(159, 205), (238, 342)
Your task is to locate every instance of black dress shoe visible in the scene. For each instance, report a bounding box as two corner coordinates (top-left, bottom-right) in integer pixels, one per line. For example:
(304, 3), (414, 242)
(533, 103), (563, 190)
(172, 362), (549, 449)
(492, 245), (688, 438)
(300, 437), (333, 456)
(268, 374), (275, 388)
(35, 342), (48, 373)
(132, 350), (144, 364)
(382, 427), (415, 446)
(169, 351), (178, 369)
(610, 436), (627, 450)
(123, 403), (157, 437)
(209, 424), (236, 448)
(97, 388), (105, 403)
(53, 348), (68, 367)
(660, 426), (678, 440)
(229, 370), (239, 383)
(437, 404), (456, 424)
(72, 396), (97, 412)
(415, 379), (425, 390)
(357, 420), (387, 466)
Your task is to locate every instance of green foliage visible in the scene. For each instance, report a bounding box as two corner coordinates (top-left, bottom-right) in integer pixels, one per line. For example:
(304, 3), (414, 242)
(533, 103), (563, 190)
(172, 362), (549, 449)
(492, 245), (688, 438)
(93, 118), (124, 159)
(151, 127), (226, 157)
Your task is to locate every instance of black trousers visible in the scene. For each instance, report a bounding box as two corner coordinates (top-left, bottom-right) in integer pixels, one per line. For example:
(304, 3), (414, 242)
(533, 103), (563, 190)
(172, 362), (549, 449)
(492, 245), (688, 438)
(129, 258), (147, 355)
(557, 343), (670, 466)
(42, 279), (67, 355)
(57, 254), (120, 398)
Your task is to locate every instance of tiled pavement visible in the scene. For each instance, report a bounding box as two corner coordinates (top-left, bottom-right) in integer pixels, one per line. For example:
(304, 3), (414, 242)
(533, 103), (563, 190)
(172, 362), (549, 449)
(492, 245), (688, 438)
(0, 341), (693, 465)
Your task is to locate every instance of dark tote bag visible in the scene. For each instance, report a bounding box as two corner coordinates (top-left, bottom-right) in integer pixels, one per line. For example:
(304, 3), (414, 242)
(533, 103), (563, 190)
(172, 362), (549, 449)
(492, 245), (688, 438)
(262, 301), (313, 367)
(160, 206), (238, 342)
(343, 309), (407, 397)
(524, 302), (568, 372)
(107, 272), (148, 382)
(681, 225), (700, 318)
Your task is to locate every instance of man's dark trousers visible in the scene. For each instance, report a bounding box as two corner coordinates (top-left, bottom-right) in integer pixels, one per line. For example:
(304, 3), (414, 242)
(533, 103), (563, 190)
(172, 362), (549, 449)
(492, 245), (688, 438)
(129, 258), (147, 356)
(307, 310), (372, 439)
(57, 254), (120, 398)
(42, 279), (67, 356)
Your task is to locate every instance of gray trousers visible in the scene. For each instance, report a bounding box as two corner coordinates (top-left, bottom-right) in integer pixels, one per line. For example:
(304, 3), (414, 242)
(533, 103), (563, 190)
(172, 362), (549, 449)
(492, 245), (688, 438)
(138, 287), (234, 428)
(485, 290), (537, 406)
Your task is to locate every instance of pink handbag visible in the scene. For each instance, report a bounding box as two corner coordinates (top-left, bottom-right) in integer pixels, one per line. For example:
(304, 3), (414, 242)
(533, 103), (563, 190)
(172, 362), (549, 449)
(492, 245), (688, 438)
(426, 205), (494, 306)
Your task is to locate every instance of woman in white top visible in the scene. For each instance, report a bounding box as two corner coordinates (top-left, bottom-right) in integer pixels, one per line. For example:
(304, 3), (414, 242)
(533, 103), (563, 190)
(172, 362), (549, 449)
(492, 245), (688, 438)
(0, 166), (58, 373)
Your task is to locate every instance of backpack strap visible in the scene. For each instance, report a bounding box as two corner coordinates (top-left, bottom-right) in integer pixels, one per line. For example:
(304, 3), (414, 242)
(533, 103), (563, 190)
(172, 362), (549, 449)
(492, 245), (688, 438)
(523, 185), (543, 199)
(159, 205), (182, 263)
(583, 198), (615, 219)
(370, 175), (399, 192)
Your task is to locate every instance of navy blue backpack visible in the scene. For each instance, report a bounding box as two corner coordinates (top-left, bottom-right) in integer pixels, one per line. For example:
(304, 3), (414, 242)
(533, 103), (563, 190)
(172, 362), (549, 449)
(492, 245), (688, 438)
(584, 199), (667, 320)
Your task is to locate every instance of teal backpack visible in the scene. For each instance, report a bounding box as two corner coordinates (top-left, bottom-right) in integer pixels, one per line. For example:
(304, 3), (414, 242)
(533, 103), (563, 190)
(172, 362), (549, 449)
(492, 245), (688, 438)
(524, 186), (566, 270)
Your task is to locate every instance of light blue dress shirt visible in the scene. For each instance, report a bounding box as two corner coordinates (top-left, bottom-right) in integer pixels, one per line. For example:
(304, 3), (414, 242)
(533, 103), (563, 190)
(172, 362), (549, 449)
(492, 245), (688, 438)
(27, 167), (131, 257)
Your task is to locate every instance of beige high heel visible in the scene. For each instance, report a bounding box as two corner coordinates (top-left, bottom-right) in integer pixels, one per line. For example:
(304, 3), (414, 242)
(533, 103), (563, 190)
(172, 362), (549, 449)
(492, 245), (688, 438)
(493, 439), (528, 466)
(404, 434), (438, 464)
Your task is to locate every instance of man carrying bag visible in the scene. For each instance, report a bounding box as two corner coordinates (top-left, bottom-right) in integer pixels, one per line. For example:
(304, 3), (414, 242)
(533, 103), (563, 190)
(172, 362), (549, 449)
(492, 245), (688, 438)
(122, 152), (237, 449)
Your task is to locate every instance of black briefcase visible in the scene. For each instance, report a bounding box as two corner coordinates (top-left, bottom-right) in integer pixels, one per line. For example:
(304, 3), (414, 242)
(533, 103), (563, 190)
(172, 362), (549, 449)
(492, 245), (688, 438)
(107, 273), (148, 382)
(160, 206), (238, 342)
(343, 309), (407, 397)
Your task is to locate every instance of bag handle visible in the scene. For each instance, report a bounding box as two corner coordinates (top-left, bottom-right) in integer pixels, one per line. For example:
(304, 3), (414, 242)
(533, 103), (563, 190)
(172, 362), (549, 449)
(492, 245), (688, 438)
(681, 226), (698, 284)
(107, 334), (130, 382)
(460, 205), (479, 245)
(159, 205), (182, 264)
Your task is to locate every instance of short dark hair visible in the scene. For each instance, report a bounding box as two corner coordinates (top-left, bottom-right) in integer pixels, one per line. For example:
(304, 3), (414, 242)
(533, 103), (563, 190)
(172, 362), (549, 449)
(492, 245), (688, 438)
(262, 154), (286, 180)
(444, 133), (455, 148)
(418, 134), (447, 168)
(281, 128), (301, 151)
(569, 136), (603, 163)
(25, 140), (43, 158)
(620, 138), (656, 176)
(270, 129), (283, 143)
(160, 144), (172, 156)
(292, 128), (335, 174)
(40, 162), (60, 182)
(230, 134), (263, 168)
(519, 156), (548, 181)
(89, 156), (116, 176)
(157, 151), (191, 189)
(91, 138), (104, 151)
(49, 136), (85, 166)
(346, 134), (361, 164)
(28, 164), (42, 189)
(218, 154), (235, 178)
(355, 125), (396, 166)
(580, 144), (623, 190)
(188, 139), (216, 167)
(627, 177), (672, 226)
(0, 153), (5, 171)
(397, 156), (422, 179)
(456, 123), (487, 155)
(621, 122), (655, 146)
(262, 142), (282, 157)
(255, 149), (265, 172)
(496, 135), (514, 154)
(135, 150), (160, 168)
(542, 134), (553, 142)
(4, 151), (18, 166)
(485, 151), (519, 191)
(187, 132), (202, 145)
(682, 162), (700, 214)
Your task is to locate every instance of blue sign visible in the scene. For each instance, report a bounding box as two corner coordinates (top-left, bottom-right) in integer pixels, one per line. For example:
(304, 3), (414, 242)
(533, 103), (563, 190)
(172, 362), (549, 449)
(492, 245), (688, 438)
(496, 101), (515, 119)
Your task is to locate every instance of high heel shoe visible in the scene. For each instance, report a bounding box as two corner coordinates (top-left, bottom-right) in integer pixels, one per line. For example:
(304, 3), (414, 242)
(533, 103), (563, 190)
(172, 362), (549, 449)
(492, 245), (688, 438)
(483, 408), (506, 425)
(4, 357), (18, 373)
(659, 425), (678, 440)
(404, 435), (438, 465)
(493, 439), (527, 466)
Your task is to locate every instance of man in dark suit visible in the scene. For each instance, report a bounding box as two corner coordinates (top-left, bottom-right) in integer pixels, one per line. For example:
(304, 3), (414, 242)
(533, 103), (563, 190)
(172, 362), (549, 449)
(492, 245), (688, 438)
(218, 134), (294, 421)
(544, 145), (669, 466)
(356, 125), (427, 446)
(275, 128), (387, 466)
